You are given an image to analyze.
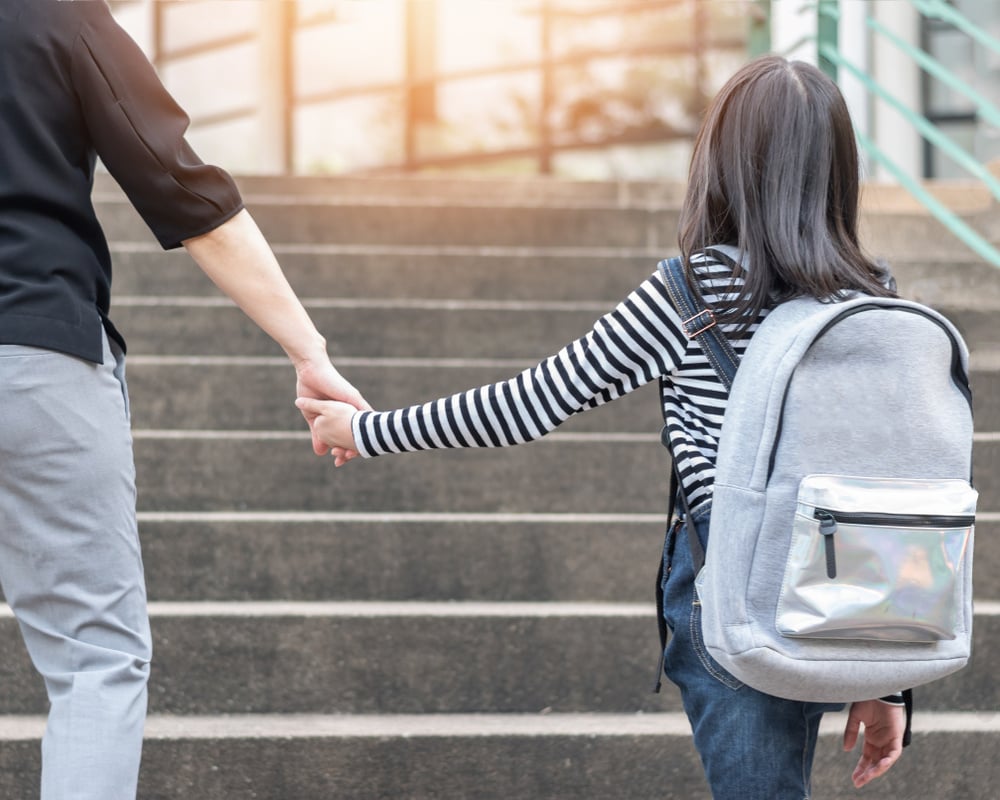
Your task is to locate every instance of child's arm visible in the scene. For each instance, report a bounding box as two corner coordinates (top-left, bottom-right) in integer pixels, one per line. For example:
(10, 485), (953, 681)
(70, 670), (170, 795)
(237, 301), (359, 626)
(303, 270), (692, 463)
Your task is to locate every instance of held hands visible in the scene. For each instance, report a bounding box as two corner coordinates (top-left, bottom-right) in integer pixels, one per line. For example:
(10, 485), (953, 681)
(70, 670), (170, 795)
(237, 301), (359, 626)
(295, 396), (360, 467)
(843, 699), (905, 788)
(294, 358), (369, 457)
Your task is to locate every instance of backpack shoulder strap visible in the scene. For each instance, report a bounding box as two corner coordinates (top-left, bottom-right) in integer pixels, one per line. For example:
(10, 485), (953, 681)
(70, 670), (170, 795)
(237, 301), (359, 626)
(656, 255), (740, 389)
(655, 256), (742, 574)
(652, 255), (742, 691)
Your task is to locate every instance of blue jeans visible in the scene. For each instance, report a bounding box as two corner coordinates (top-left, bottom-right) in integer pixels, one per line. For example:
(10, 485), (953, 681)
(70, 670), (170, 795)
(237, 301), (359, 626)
(660, 502), (843, 800)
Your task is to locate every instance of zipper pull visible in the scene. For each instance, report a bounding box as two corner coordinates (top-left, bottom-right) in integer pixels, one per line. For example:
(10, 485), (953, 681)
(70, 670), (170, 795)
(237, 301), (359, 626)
(815, 510), (838, 579)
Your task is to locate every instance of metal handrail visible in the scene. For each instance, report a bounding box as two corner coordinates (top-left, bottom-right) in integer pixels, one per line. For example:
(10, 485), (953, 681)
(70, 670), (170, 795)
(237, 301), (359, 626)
(857, 131), (1000, 270)
(912, 0), (1000, 58)
(146, 0), (742, 176)
(816, 0), (1000, 268)
(866, 16), (1000, 130)
(294, 39), (741, 109)
(819, 45), (1000, 204)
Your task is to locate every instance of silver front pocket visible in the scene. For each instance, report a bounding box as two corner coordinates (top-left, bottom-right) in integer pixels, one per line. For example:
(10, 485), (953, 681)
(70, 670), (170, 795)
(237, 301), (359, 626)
(776, 475), (976, 643)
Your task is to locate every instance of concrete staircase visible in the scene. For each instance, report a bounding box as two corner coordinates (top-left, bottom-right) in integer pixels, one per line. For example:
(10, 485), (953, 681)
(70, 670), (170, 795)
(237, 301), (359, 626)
(0, 175), (998, 799)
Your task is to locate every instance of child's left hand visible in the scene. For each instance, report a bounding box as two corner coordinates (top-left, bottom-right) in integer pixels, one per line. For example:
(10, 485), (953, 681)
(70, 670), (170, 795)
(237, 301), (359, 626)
(294, 397), (360, 466)
(843, 699), (905, 788)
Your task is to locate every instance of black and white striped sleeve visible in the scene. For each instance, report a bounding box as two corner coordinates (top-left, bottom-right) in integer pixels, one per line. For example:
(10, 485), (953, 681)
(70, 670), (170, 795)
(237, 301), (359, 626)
(351, 272), (689, 458)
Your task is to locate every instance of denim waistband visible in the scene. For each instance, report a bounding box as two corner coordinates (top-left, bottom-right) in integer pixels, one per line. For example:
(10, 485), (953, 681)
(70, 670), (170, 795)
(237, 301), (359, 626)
(683, 498), (713, 525)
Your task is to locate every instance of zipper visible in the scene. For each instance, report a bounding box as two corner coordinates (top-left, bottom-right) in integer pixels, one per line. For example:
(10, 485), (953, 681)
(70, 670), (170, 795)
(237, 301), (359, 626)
(813, 509), (975, 529)
(811, 508), (975, 580)
(814, 510), (838, 579)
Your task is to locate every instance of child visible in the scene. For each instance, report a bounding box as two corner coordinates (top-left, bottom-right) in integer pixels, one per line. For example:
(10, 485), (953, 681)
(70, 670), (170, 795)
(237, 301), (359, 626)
(296, 55), (906, 799)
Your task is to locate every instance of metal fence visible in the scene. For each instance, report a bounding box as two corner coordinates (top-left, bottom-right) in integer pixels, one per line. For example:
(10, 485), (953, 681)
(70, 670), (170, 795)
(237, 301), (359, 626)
(133, 0), (750, 175)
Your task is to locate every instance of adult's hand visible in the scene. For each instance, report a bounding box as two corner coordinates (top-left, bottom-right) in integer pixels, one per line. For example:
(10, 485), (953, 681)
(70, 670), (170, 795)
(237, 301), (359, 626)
(843, 699), (905, 788)
(182, 211), (372, 455)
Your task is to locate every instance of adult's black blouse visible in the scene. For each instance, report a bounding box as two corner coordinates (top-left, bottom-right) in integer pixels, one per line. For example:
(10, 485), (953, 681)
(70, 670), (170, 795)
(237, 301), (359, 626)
(0, 0), (244, 362)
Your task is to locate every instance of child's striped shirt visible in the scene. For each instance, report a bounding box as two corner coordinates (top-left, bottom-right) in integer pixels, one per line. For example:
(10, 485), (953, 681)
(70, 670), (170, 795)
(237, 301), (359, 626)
(352, 249), (766, 510)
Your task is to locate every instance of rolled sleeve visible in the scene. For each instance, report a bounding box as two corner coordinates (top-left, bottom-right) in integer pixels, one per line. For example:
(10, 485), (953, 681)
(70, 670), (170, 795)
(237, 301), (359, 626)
(70, 7), (243, 249)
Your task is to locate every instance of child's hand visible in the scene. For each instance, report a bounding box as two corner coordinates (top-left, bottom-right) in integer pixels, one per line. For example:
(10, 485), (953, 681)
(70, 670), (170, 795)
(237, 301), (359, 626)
(843, 699), (905, 788)
(294, 397), (359, 466)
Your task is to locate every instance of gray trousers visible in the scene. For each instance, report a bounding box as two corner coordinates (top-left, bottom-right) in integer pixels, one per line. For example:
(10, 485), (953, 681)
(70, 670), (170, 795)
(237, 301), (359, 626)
(0, 333), (151, 800)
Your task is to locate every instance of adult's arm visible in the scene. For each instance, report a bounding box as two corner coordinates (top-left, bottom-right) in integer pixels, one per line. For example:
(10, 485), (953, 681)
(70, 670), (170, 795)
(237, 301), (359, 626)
(66, 3), (367, 450)
(182, 210), (369, 453)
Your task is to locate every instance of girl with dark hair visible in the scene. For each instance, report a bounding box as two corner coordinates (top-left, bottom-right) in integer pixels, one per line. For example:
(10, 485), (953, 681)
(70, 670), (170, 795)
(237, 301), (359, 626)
(297, 55), (906, 798)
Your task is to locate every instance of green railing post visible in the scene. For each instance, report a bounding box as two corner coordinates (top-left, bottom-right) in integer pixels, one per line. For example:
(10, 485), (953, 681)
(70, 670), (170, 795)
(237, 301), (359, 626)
(805, 0), (1000, 270)
(817, 0), (839, 80)
(819, 42), (1000, 201)
(748, 0), (771, 59)
(913, 0), (1000, 58)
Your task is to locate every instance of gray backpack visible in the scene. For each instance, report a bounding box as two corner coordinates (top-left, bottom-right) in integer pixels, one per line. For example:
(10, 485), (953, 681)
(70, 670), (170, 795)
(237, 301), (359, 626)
(658, 254), (977, 703)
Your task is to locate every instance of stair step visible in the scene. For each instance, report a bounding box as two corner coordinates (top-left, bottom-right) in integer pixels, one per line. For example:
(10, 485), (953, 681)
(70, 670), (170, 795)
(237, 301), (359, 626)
(95, 190), (992, 264)
(0, 605), (672, 716)
(131, 434), (668, 513)
(95, 171), (684, 205)
(0, 712), (709, 800)
(112, 301), (623, 360)
(0, 710), (695, 741)
(121, 356), (1000, 432)
(128, 434), (1000, 513)
(109, 245), (664, 301)
(110, 298), (1000, 358)
(131, 513), (1000, 602)
(107, 243), (1000, 309)
(133, 512), (664, 603)
(123, 358), (663, 433)
(2, 605), (999, 716)
(96, 198), (679, 250)
(2, 711), (1000, 798)
(96, 169), (994, 216)
(9, 510), (996, 606)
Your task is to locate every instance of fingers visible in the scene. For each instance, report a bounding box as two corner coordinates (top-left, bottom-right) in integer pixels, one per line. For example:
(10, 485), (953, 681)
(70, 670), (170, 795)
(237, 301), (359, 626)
(294, 396), (361, 457)
(330, 447), (360, 467)
(853, 748), (902, 788)
(296, 362), (372, 411)
(296, 397), (333, 455)
(331, 448), (357, 467)
(341, 385), (373, 412)
(844, 700), (904, 789)
(317, 366), (371, 411)
(842, 711), (861, 752)
(320, 378), (370, 411)
(295, 396), (328, 416)
(311, 428), (331, 457)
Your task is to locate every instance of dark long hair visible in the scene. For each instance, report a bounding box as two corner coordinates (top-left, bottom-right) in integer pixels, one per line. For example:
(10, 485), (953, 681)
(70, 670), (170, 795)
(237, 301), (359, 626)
(678, 55), (894, 326)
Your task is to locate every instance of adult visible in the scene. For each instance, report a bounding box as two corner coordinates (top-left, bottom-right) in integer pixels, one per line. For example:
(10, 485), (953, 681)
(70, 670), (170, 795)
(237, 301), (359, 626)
(0, 1), (364, 798)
